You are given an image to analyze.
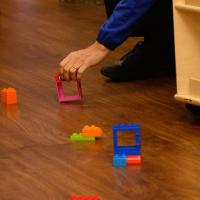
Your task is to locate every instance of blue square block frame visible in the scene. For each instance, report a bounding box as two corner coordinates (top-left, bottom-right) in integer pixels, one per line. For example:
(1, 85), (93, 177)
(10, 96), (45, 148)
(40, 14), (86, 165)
(113, 124), (141, 156)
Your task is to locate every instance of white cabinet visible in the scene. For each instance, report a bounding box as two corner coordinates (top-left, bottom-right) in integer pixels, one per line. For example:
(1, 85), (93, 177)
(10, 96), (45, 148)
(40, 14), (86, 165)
(173, 0), (200, 106)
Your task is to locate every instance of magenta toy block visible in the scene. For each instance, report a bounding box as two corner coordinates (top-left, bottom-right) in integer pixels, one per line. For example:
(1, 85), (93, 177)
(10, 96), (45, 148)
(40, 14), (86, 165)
(55, 72), (82, 103)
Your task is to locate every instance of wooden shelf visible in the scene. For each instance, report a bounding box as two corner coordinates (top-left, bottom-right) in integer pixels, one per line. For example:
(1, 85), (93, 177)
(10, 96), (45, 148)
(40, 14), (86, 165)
(175, 3), (200, 13)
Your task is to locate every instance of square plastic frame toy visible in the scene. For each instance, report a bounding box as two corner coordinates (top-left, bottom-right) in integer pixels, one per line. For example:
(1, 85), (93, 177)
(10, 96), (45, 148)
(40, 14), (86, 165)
(113, 123), (141, 156)
(55, 72), (82, 103)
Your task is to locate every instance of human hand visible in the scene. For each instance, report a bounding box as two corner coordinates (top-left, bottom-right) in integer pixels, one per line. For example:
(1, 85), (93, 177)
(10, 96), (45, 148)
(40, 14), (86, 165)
(59, 41), (110, 81)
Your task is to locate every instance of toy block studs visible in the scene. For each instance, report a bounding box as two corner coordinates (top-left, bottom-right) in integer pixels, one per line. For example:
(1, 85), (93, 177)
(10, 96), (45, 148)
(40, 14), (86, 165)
(55, 71), (82, 103)
(82, 125), (103, 138)
(1, 88), (17, 105)
(70, 133), (95, 142)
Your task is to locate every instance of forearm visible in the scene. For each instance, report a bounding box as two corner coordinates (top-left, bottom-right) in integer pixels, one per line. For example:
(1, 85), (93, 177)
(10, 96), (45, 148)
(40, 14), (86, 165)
(97, 0), (157, 50)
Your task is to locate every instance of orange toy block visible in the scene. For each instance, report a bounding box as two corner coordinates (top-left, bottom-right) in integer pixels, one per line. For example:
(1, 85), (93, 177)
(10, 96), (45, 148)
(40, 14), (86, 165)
(1, 88), (17, 105)
(82, 125), (103, 138)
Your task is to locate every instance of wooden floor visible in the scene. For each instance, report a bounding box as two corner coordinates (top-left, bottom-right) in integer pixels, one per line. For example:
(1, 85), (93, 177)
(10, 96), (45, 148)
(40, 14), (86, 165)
(0, 0), (200, 199)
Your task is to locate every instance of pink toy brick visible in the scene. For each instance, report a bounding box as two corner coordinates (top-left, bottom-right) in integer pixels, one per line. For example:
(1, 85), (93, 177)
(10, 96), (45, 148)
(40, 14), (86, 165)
(55, 72), (82, 103)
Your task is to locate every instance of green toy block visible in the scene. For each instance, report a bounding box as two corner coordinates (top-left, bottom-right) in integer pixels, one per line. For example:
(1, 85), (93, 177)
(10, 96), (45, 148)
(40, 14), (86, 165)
(70, 133), (95, 142)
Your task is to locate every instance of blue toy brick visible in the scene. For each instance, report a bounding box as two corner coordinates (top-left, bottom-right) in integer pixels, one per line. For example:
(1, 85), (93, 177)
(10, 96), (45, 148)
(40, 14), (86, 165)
(116, 146), (141, 155)
(113, 123), (141, 156)
(113, 154), (127, 167)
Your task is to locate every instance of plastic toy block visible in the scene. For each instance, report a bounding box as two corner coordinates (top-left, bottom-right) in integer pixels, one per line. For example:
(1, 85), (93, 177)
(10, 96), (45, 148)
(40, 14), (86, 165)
(1, 88), (17, 105)
(55, 71), (62, 83)
(113, 154), (127, 167)
(70, 133), (95, 142)
(113, 123), (141, 156)
(55, 71), (82, 103)
(69, 195), (100, 200)
(127, 155), (142, 165)
(82, 125), (103, 138)
(115, 146), (141, 156)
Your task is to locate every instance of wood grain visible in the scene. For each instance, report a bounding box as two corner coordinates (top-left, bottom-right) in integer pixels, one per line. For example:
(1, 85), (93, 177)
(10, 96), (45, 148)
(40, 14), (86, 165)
(0, 0), (200, 199)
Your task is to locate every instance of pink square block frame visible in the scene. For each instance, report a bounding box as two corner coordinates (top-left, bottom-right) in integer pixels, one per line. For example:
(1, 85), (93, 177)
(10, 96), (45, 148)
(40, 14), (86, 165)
(55, 72), (83, 103)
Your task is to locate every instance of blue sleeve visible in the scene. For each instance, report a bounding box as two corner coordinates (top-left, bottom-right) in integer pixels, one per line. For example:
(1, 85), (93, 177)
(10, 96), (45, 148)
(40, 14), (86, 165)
(97, 0), (156, 50)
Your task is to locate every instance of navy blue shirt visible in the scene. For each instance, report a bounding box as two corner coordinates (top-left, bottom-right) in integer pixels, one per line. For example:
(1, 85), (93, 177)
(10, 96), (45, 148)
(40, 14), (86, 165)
(97, 0), (156, 50)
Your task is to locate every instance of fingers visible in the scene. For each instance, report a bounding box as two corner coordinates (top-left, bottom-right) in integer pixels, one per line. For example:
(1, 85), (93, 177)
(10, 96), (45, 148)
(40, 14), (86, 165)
(63, 57), (81, 81)
(59, 58), (90, 81)
(61, 62), (82, 81)
(59, 54), (71, 69)
(63, 64), (71, 81)
(59, 52), (87, 81)
(59, 56), (71, 80)
(60, 55), (76, 81)
(69, 65), (80, 81)
(77, 64), (88, 80)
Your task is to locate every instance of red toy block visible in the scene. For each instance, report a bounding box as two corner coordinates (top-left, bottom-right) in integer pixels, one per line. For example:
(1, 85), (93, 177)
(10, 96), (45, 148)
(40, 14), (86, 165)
(1, 88), (17, 105)
(127, 155), (141, 165)
(69, 195), (100, 200)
